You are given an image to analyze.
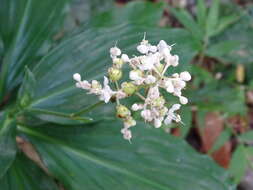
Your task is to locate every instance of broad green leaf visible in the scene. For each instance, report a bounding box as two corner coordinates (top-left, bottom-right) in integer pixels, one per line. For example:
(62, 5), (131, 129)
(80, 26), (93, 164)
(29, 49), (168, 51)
(18, 121), (235, 190)
(0, 0), (68, 102)
(0, 153), (58, 190)
(197, 0), (207, 28)
(190, 83), (246, 116)
(206, 41), (238, 58)
(210, 7), (253, 64)
(179, 106), (192, 138)
(212, 15), (239, 36)
(208, 128), (232, 154)
(206, 0), (220, 37)
(87, 1), (164, 27)
(64, 0), (114, 31)
(0, 112), (17, 178)
(170, 7), (204, 40)
(19, 24), (199, 124)
(238, 131), (253, 143)
(229, 145), (247, 184)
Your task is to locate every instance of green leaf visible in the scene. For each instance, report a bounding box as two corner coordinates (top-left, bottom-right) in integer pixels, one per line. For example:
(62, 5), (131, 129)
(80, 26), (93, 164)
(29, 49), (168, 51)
(210, 7), (253, 64)
(208, 128), (232, 154)
(87, 1), (164, 27)
(18, 121), (235, 190)
(238, 131), (253, 143)
(0, 153), (58, 190)
(170, 7), (204, 40)
(206, 41), (238, 58)
(213, 15), (239, 36)
(19, 24), (199, 124)
(64, 0), (114, 31)
(196, 0), (207, 28)
(0, 0), (68, 101)
(229, 145), (247, 184)
(206, 0), (220, 37)
(0, 112), (17, 178)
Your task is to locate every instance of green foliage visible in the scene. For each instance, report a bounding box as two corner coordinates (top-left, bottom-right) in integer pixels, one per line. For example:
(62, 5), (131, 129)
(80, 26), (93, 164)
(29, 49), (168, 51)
(19, 121), (234, 190)
(1, 0), (251, 189)
(229, 145), (248, 184)
(0, 153), (58, 190)
(0, 112), (17, 178)
(0, 0), (69, 102)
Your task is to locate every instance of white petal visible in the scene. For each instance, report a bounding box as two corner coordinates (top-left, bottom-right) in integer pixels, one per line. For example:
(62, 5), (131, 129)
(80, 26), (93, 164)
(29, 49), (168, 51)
(179, 96), (188, 104)
(73, 73), (81, 81)
(131, 103), (143, 111)
(154, 119), (162, 128)
(121, 54), (130, 62)
(180, 71), (191, 81)
(137, 44), (149, 54)
(110, 47), (121, 57)
(149, 45), (157, 53)
(164, 115), (173, 125)
(145, 75), (156, 84)
(165, 80), (174, 93)
(129, 70), (142, 81)
(80, 80), (91, 89)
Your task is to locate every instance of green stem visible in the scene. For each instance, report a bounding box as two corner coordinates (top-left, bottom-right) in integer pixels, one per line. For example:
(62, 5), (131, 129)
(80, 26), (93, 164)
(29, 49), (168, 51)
(135, 92), (146, 101)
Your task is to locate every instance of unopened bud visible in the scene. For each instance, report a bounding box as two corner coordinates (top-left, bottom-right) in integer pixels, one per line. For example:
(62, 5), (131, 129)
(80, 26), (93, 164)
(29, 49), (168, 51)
(108, 67), (122, 81)
(121, 82), (137, 95)
(116, 105), (131, 118)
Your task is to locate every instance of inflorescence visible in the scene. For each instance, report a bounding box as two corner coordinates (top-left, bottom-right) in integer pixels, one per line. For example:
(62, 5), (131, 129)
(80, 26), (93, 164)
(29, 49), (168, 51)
(73, 36), (191, 141)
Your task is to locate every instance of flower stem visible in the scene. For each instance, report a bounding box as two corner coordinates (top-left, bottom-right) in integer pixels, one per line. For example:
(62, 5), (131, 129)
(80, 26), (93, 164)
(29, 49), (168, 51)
(135, 92), (146, 101)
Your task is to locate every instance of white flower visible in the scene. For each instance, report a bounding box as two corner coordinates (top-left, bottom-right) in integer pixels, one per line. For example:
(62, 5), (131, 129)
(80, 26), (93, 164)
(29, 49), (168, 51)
(73, 37), (191, 141)
(137, 44), (149, 54)
(141, 109), (153, 122)
(131, 103), (144, 111)
(99, 77), (115, 103)
(73, 73), (81, 81)
(121, 128), (132, 140)
(149, 45), (157, 53)
(147, 85), (160, 100)
(154, 118), (162, 128)
(179, 96), (188, 104)
(180, 71), (191, 81)
(110, 46), (121, 58)
(139, 55), (155, 71)
(145, 75), (156, 84)
(129, 70), (143, 81)
(121, 54), (130, 62)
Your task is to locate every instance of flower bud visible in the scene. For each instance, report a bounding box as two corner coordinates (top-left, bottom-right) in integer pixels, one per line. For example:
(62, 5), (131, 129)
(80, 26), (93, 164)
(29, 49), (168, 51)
(113, 58), (124, 69)
(121, 82), (137, 95)
(180, 71), (191, 81)
(108, 67), (122, 81)
(116, 105), (131, 118)
(121, 54), (130, 62)
(179, 96), (188, 104)
(110, 47), (121, 57)
(73, 73), (81, 81)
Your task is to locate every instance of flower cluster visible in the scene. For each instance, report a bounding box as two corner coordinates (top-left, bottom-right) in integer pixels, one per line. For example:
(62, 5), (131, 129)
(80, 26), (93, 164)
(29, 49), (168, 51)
(73, 36), (191, 141)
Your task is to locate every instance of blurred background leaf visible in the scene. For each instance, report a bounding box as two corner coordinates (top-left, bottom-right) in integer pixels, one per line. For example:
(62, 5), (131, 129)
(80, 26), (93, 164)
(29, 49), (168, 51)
(0, 0), (69, 102)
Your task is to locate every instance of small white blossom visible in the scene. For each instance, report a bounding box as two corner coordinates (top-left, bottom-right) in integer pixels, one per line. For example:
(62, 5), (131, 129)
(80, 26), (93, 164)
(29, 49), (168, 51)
(121, 54), (130, 62)
(180, 71), (191, 81)
(73, 73), (81, 81)
(110, 46), (121, 58)
(73, 36), (191, 141)
(179, 96), (188, 105)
